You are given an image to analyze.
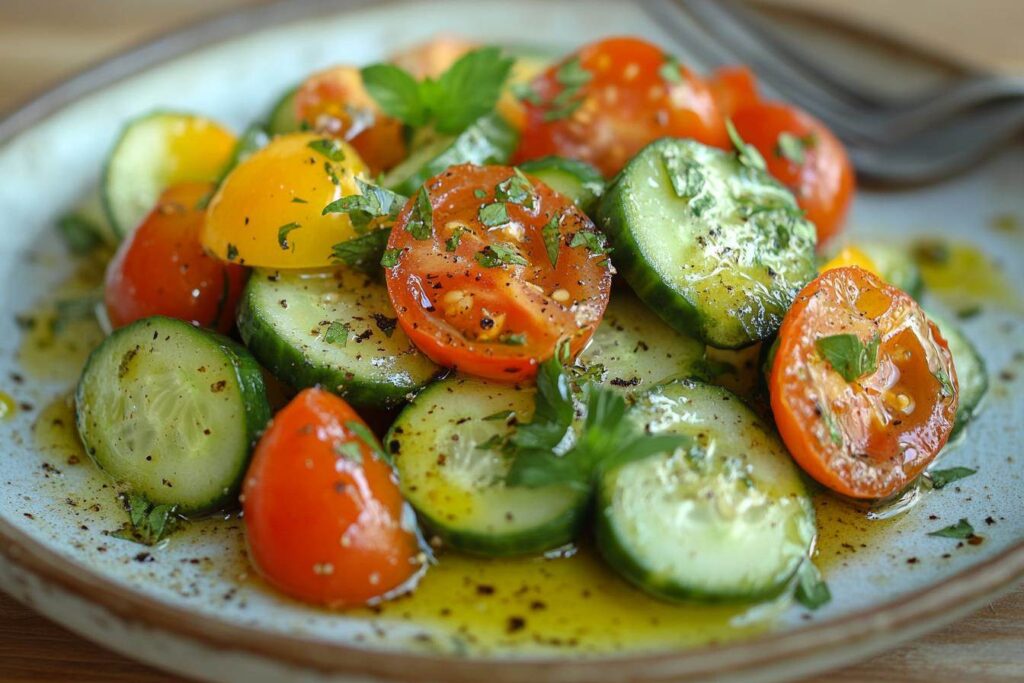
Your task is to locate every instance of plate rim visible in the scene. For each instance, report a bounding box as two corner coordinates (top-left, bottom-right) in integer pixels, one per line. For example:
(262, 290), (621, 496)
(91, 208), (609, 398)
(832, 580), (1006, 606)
(1, 0), (1022, 680)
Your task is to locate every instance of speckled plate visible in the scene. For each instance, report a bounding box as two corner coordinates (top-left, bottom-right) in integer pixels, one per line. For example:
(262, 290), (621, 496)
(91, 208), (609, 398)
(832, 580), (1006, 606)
(1, 1), (1022, 682)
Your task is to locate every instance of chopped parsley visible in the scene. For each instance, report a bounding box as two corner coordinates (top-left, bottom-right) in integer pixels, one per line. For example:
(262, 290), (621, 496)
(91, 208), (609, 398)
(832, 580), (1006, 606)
(323, 321), (351, 346)
(478, 201), (510, 227)
(331, 228), (392, 274)
(324, 161), (341, 185)
(111, 492), (179, 546)
(495, 169), (536, 210)
(405, 187), (433, 240)
(445, 225), (471, 252)
(380, 247), (405, 268)
(928, 518), (975, 539)
(307, 138), (347, 162)
(475, 243), (527, 268)
(473, 188), (488, 198)
(775, 131), (816, 165)
(726, 119), (767, 172)
(569, 230), (611, 256)
(815, 333), (880, 383)
(322, 178), (405, 233)
(277, 222), (301, 251)
(541, 56), (593, 122)
(541, 212), (562, 267)
(929, 467), (977, 489)
(935, 368), (955, 398)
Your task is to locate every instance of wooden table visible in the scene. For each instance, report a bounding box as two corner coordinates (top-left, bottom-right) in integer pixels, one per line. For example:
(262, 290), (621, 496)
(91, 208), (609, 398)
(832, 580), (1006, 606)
(1, 2), (1021, 681)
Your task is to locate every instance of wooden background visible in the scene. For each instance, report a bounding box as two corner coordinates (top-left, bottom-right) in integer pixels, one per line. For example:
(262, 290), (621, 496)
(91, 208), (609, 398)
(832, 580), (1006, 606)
(0, 1), (1021, 682)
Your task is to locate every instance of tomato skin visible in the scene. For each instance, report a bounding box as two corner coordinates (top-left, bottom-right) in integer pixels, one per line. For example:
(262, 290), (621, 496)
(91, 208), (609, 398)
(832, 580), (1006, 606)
(384, 165), (612, 382)
(104, 182), (247, 332)
(513, 37), (728, 177)
(243, 388), (422, 608)
(294, 66), (407, 174)
(770, 267), (958, 499)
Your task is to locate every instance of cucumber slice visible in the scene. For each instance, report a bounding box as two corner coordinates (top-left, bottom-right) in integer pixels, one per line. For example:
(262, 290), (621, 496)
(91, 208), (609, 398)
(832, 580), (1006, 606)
(266, 86), (301, 135)
(76, 316), (271, 515)
(387, 376), (589, 557)
(857, 242), (924, 300)
(597, 138), (817, 349)
(237, 268), (440, 409)
(519, 156), (604, 215)
(578, 289), (704, 393)
(382, 113), (519, 196)
(928, 311), (988, 440)
(595, 379), (815, 602)
(103, 112), (236, 238)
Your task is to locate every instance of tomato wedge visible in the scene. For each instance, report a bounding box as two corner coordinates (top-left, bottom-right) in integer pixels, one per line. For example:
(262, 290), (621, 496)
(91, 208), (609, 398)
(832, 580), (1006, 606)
(384, 164), (612, 382)
(513, 37), (727, 177)
(770, 267), (958, 499)
(243, 388), (423, 607)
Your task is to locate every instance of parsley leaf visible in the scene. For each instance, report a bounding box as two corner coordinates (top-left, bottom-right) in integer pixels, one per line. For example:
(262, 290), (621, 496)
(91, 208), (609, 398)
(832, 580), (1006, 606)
(794, 561), (831, 609)
(111, 492), (179, 546)
(445, 225), (470, 252)
(473, 188), (488, 199)
(307, 138), (347, 162)
(935, 369), (955, 398)
(663, 153), (705, 199)
(380, 247), (405, 268)
(323, 161), (341, 185)
(726, 119), (767, 172)
(928, 518), (976, 539)
(334, 441), (363, 464)
(323, 321), (350, 346)
(541, 212), (562, 267)
(322, 179), (406, 233)
(929, 466), (977, 489)
(478, 202), (510, 227)
(495, 169), (536, 210)
(540, 56), (594, 122)
(775, 132), (816, 165)
(344, 420), (390, 463)
(331, 228), (392, 275)
(815, 333), (880, 382)
(277, 222), (301, 251)
(659, 55), (682, 84)
(475, 243), (527, 268)
(405, 187), (433, 240)
(569, 230), (611, 255)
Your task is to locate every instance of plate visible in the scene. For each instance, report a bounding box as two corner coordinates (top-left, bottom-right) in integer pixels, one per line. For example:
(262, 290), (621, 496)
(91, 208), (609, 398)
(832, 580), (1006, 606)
(1, 1), (1022, 682)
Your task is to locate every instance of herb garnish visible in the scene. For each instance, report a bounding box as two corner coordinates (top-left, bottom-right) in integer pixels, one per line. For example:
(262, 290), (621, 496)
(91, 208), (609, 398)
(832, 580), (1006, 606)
(929, 466), (977, 489)
(307, 138), (347, 162)
(226, 243), (239, 260)
(541, 57), (594, 122)
(475, 243), (527, 268)
(815, 333), (880, 382)
(322, 179), (405, 233)
(478, 202), (510, 227)
(569, 230), (611, 256)
(323, 321), (351, 346)
(726, 119), (767, 172)
(277, 222), (301, 251)
(111, 492), (179, 546)
(323, 161), (341, 185)
(483, 410), (515, 422)
(334, 441), (363, 463)
(56, 213), (103, 255)
(658, 55), (682, 84)
(344, 420), (390, 463)
(928, 518), (975, 539)
(495, 169), (536, 210)
(934, 368), (955, 398)
(541, 212), (562, 267)
(380, 247), (405, 268)
(445, 225), (471, 252)
(331, 228), (392, 274)
(794, 561), (831, 609)
(405, 187), (433, 239)
(775, 132), (816, 165)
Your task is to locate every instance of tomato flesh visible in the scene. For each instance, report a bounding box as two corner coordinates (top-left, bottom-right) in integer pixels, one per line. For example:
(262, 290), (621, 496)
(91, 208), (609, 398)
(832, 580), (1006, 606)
(104, 182), (247, 332)
(384, 164), (612, 382)
(513, 37), (727, 177)
(770, 267), (958, 499)
(243, 388), (422, 607)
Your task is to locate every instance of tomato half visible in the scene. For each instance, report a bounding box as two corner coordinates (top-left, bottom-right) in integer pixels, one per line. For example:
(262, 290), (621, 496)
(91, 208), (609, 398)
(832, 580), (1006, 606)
(384, 164), (612, 382)
(104, 182), (247, 332)
(294, 65), (407, 174)
(513, 37), (728, 177)
(770, 267), (958, 499)
(243, 388), (423, 607)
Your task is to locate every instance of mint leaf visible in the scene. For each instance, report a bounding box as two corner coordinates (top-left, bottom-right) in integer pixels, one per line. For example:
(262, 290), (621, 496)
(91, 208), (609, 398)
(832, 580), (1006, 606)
(495, 169), (536, 210)
(277, 222), (301, 251)
(928, 518), (975, 539)
(322, 179), (405, 233)
(815, 333), (880, 382)
(323, 321), (350, 346)
(775, 132), (815, 165)
(505, 450), (590, 491)
(380, 247), (404, 269)
(540, 56), (593, 122)
(795, 561), (831, 609)
(307, 138), (347, 162)
(445, 225), (470, 252)
(929, 466), (977, 489)
(934, 368), (955, 398)
(478, 202), (509, 227)
(405, 187), (433, 240)
(360, 64), (428, 126)
(112, 492), (179, 546)
(726, 119), (767, 172)
(569, 230), (611, 255)
(432, 47), (515, 134)
(541, 212), (562, 267)
(659, 55), (682, 84)
(475, 243), (527, 268)
(331, 228), (392, 274)
(344, 420), (390, 463)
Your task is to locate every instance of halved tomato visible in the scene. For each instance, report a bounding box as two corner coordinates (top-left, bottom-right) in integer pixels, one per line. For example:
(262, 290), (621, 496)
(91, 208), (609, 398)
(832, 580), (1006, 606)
(384, 164), (613, 382)
(770, 266), (958, 499)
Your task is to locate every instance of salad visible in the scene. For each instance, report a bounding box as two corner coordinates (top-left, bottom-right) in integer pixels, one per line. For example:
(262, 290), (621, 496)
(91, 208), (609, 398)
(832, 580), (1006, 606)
(53, 35), (988, 618)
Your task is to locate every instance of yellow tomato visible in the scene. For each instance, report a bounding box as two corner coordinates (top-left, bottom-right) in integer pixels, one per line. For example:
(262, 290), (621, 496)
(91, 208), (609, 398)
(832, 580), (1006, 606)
(202, 133), (369, 269)
(821, 246), (879, 277)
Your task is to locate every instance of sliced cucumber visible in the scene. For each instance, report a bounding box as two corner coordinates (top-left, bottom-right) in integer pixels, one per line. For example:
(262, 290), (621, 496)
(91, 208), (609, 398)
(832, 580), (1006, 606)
(578, 289), (704, 394)
(103, 112), (236, 237)
(237, 268), (440, 409)
(387, 376), (589, 556)
(595, 379), (815, 602)
(858, 242), (924, 300)
(76, 316), (270, 515)
(928, 311), (988, 439)
(382, 113), (518, 196)
(266, 86), (301, 135)
(597, 139), (817, 349)
(519, 156), (604, 215)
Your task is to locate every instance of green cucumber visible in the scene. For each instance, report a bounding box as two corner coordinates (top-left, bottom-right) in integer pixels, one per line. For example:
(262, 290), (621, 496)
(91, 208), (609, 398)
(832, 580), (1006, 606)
(519, 156), (604, 215)
(387, 376), (589, 557)
(237, 268), (440, 409)
(597, 138), (817, 349)
(75, 316), (270, 515)
(928, 311), (988, 439)
(382, 113), (518, 195)
(266, 86), (301, 135)
(595, 379), (816, 602)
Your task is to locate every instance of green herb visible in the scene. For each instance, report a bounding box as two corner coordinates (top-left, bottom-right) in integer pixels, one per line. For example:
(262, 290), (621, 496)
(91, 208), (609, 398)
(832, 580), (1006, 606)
(929, 467), (977, 489)
(478, 202), (510, 227)
(323, 321), (351, 346)
(794, 561), (831, 609)
(541, 212), (562, 267)
(555, 56), (592, 89)
(194, 191), (214, 211)
(475, 243), (527, 268)
(345, 420), (390, 463)
(476, 433), (507, 451)
(111, 492), (179, 546)
(663, 153), (705, 199)
(495, 169), (536, 210)
(483, 410), (515, 422)
(928, 518), (975, 539)
(334, 441), (363, 464)
(474, 188), (488, 199)
(307, 138), (347, 162)
(277, 222), (301, 251)
(725, 119), (767, 172)
(541, 56), (593, 122)
(331, 228), (392, 274)
(56, 213), (103, 255)
(403, 187), (433, 240)
(569, 230), (611, 256)
(499, 333), (527, 346)
(821, 407), (843, 447)
(324, 161), (341, 185)
(380, 247), (405, 268)
(291, 197), (308, 204)
(322, 179), (406, 233)
(226, 243), (239, 260)
(775, 132), (816, 165)
(934, 369), (955, 398)
(511, 81), (543, 105)
(445, 225), (470, 252)
(361, 47), (514, 134)
(815, 333), (880, 382)
(658, 55), (682, 84)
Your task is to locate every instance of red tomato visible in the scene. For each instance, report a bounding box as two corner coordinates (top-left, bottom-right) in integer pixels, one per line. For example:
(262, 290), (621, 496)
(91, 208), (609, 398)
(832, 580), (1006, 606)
(243, 388), (423, 607)
(513, 37), (728, 177)
(708, 65), (758, 119)
(770, 267), (958, 499)
(384, 164), (612, 382)
(294, 65), (406, 174)
(104, 182), (247, 332)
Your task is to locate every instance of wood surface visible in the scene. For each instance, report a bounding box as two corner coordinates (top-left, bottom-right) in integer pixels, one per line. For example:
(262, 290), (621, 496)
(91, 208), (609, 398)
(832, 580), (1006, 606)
(0, 1), (1021, 682)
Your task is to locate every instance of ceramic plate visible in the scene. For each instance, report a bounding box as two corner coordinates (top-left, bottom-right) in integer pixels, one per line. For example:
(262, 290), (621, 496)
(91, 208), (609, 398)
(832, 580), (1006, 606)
(1, 2), (1022, 682)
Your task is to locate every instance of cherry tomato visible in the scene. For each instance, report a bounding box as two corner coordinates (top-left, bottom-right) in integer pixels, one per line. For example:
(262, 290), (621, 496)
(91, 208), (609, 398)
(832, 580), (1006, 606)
(708, 65), (758, 119)
(513, 37), (728, 177)
(770, 267), (958, 499)
(202, 132), (369, 269)
(384, 164), (612, 382)
(243, 388), (423, 607)
(294, 65), (407, 174)
(104, 182), (247, 332)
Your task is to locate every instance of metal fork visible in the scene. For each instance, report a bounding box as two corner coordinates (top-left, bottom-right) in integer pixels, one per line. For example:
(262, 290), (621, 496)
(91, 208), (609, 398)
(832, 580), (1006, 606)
(645, 0), (1024, 184)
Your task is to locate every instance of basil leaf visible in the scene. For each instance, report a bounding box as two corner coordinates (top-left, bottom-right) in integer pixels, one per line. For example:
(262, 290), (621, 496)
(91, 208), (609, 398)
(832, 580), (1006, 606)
(815, 333), (880, 382)
(928, 518), (975, 539)
(929, 466), (977, 489)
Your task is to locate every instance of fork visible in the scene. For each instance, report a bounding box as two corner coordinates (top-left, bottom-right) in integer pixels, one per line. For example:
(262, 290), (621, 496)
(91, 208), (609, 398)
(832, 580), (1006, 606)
(645, 0), (1024, 184)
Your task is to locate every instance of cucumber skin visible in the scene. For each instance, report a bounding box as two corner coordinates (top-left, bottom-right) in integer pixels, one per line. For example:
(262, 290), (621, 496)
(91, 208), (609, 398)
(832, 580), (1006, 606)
(384, 113), (519, 196)
(266, 87), (300, 135)
(236, 282), (434, 409)
(75, 316), (271, 515)
(928, 311), (988, 441)
(519, 156), (605, 215)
